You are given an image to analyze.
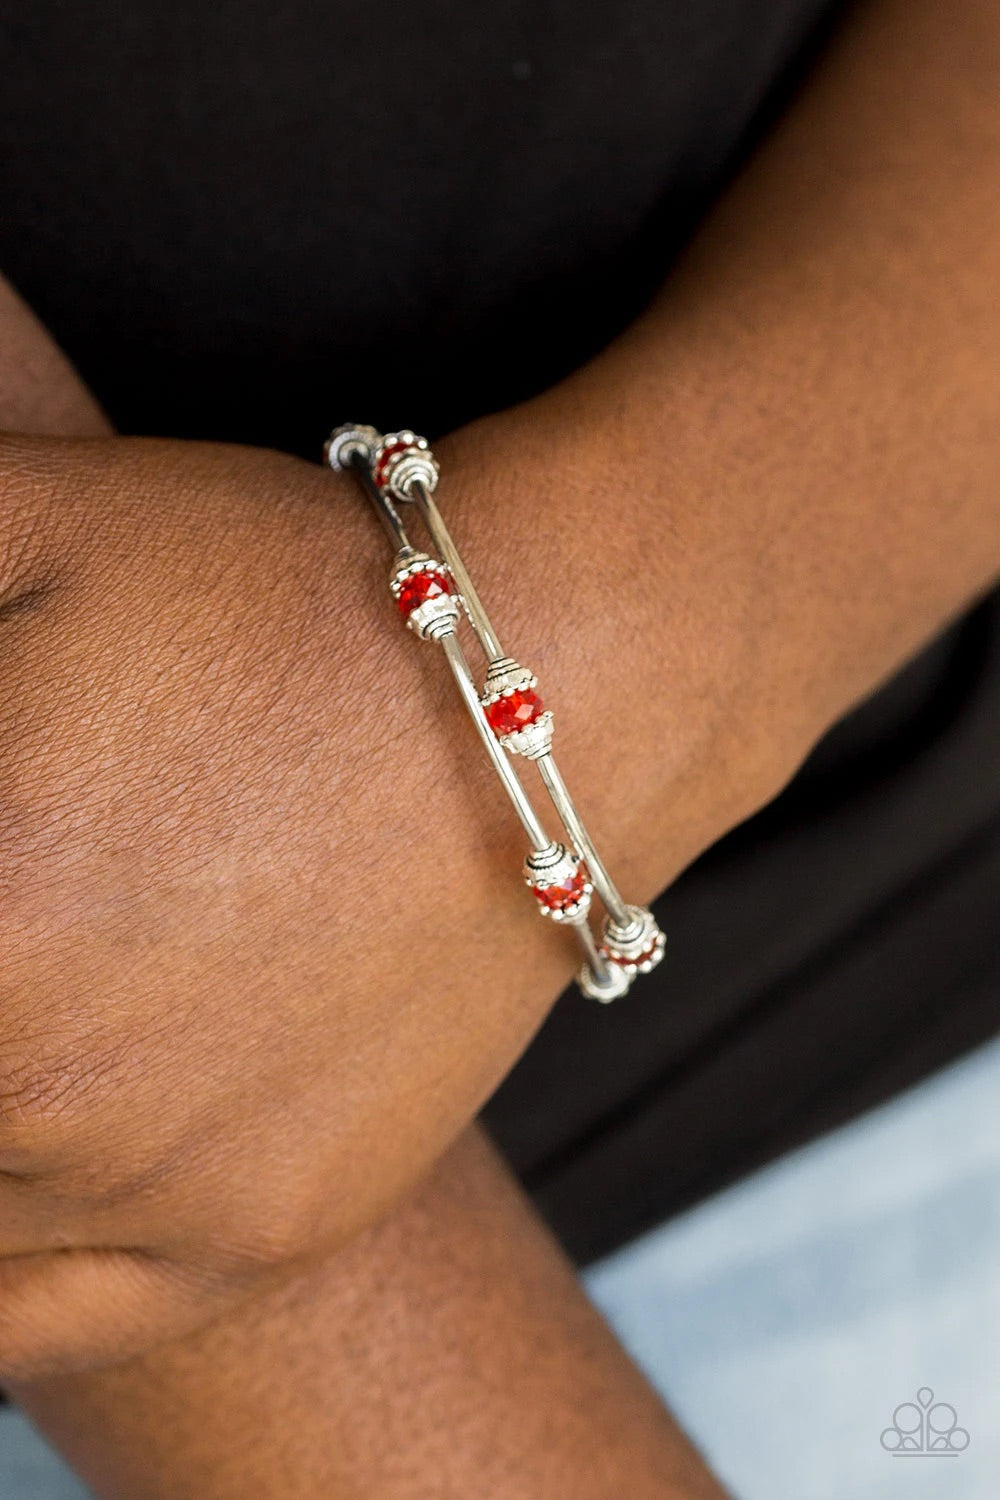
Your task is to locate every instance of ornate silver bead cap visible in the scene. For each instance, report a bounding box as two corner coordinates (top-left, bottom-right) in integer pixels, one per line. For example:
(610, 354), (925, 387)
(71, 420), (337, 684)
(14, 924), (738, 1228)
(376, 430), (440, 502)
(578, 961), (633, 1004)
(522, 841), (593, 923)
(500, 710), (554, 759)
(324, 423), (382, 472)
(600, 905), (666, 975)
(482, 657), (536, 697)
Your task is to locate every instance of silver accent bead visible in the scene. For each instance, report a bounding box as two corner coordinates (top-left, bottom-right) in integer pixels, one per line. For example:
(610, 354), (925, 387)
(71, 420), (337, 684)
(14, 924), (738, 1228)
(577, 960), (633, 1003)
(324, 423), (383, 472)
(407, 594), (460, 639)
(501, 709), (554, 759)
(523, 841), (592, 922)
(389, 551), (437, 584)
(376, 430), (440, 502)
(600, 905), (666, 975)
(388, 449), (440, 500)
(482, 658), (537, 698)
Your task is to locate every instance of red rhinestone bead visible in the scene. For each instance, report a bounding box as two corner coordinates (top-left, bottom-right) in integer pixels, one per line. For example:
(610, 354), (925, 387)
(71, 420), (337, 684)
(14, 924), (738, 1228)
(395, 568), (452, 617)
(485, 687), (544, 735)
(603, 940), (660, 969)
(533, 865), (588, 911)
(374, 440), (415, 491)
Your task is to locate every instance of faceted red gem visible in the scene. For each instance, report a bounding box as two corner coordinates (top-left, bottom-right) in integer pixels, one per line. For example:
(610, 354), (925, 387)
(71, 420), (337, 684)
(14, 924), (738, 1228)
(374, 440), (415, 490)
(396, 568), (452, 617)
(485, 687), (544, 735)
(533, 865), (588, 911)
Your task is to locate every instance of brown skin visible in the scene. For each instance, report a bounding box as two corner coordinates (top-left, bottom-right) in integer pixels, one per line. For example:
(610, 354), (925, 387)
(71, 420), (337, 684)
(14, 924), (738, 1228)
(14, 1131), (728, 1500)
(0, 0), (998, 1454)
(0, 282), (729, 1498)
(0, 381), (779, 1377)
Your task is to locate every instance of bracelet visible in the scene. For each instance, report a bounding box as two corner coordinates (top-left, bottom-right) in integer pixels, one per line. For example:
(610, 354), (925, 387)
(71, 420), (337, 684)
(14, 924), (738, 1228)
(324, 423), (666, 1002)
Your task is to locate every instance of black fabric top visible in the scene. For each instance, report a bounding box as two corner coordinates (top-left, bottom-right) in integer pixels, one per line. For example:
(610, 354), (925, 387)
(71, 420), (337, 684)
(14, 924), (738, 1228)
(2, 0), (839, 451)
(2, 0), (997, 1264)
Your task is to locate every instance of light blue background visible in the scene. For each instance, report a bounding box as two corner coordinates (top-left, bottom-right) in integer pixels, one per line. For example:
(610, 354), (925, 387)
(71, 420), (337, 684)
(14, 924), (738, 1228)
(585, 1036), (1000, 1499)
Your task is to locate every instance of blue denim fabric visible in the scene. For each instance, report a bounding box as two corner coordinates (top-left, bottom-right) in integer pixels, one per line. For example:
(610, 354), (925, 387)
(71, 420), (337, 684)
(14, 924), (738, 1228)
(0, 1416), (90, 1499)
(585, 1037), (1000, 1500)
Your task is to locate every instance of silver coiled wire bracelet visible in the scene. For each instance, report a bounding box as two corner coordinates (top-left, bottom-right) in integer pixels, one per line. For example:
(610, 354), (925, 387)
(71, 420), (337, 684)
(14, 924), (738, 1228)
(324, 423), (666, 1002)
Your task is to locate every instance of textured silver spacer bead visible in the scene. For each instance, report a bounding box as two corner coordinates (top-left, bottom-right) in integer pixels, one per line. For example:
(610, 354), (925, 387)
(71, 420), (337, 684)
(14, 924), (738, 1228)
(522, 839), (568, 875)
(375, 430), (440, 502)
(324, 423), (383, 472)
(482, 658), (537, 699)
(407, 594), (460, 639)
(577, 961), (633, 1003)
(389, 552), (439, 586)
(501, 709), (554, 759)
(522, 841), (593, 922)
(600, 905), (667, 975)
(388, 449), (440, 500)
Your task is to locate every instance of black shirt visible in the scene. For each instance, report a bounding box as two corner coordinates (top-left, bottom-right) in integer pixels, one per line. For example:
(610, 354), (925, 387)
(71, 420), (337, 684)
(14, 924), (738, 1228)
(2, 0), (997, 1263)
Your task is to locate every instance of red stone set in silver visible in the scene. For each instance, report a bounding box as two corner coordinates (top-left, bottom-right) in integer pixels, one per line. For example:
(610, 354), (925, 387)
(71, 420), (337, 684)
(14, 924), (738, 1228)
(324, 423), (666, 1002)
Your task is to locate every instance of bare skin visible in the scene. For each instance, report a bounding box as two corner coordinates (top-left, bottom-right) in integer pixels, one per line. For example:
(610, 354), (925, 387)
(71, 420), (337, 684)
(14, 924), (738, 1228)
(13, 1131), (727, 1500)
(0, 280), (728, 1496)
(0, 0), (999, 1488)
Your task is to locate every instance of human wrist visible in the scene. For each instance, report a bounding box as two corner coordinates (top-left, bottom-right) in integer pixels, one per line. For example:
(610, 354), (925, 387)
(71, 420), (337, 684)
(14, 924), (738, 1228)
(431, 405), (807, 900)
(0, 412), (812, 1383)
(0, 433), (582, 1380)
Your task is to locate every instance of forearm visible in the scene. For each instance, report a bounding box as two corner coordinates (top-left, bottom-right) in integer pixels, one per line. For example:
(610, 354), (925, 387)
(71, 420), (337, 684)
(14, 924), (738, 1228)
(0, 301), (722, 1497)
(10, 1128), (725, 1500)
(6, 0), (996, 986)
(4, 0), (997, 895)
(2, 0), (998, 1413)
(621, 0), (1000, 719)
(454, 0), (1000, 770)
